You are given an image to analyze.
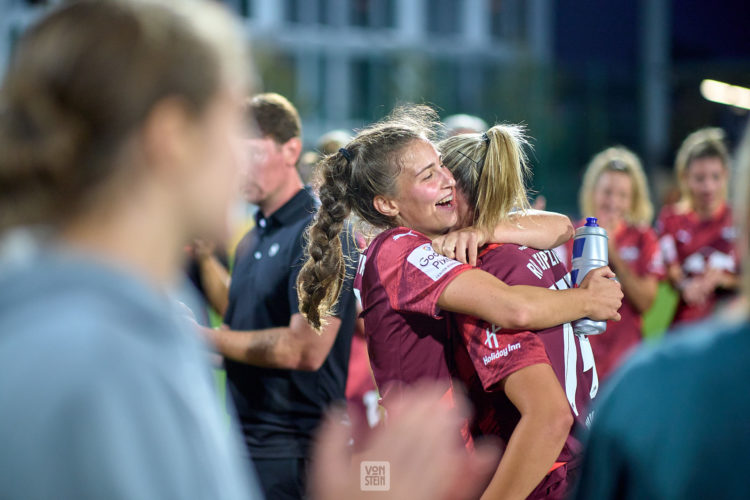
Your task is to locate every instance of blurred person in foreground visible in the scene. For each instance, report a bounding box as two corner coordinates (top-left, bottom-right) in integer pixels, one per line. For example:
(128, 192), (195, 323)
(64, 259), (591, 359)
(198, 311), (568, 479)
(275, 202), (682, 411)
(0, 1), (259, 498)
(656, 128), (740, 327)
(562, 147), (665, 381)
(0, 3), (500, 500)
(573, 123), (750, 499)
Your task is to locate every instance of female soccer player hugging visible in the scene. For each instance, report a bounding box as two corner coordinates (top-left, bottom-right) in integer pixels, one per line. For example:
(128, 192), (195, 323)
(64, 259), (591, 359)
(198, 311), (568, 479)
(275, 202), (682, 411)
(296, 106), (622, 497)
(437, 128), (613, 499)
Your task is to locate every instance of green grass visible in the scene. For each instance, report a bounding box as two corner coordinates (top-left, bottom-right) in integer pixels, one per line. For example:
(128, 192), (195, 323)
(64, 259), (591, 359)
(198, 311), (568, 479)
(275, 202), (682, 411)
(642, 281), (680, 341)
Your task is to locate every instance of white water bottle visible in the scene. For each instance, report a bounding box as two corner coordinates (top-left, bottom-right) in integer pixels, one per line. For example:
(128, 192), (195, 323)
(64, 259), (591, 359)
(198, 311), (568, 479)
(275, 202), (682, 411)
(571, 217), (608, 335)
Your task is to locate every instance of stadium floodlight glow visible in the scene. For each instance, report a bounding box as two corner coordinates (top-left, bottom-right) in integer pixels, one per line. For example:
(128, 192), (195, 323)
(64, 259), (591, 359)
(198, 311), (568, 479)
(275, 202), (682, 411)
(700, 79), (750, 111)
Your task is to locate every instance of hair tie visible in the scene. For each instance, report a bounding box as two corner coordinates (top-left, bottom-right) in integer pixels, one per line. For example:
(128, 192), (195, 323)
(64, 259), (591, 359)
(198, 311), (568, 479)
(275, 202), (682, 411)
(481, 132), (490, 145)
(339, 147), (352, 162)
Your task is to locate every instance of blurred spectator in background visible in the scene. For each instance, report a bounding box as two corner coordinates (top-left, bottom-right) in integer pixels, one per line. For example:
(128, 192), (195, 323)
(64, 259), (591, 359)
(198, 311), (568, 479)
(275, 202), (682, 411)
(199, 93), (358, 500)
(299, 129), (352, 186)
(656, 128), (740, 327)
(443, 113), (488, 136)
(572, 122), (750, 500)
(0, 1), (260, 498)
(563, 147), (665, 381)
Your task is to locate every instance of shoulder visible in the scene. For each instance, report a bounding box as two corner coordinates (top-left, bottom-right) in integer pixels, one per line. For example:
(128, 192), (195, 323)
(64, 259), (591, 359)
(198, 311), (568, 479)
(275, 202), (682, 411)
(368, 227), (430, 261)
(481, 244), (560, 284)
(600, 316), (749, 416)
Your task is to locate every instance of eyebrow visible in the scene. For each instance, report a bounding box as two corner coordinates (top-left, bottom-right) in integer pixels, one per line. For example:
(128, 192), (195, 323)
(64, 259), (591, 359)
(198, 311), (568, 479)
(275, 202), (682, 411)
(416, 162), (435, 177)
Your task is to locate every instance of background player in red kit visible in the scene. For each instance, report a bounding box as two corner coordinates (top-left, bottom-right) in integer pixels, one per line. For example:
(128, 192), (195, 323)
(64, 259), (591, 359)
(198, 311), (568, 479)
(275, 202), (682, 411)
(656, 128), (740, 327)
(440, 127), (598, 499)
(561, 147), (665, 381)
(296, 105), (623, 416)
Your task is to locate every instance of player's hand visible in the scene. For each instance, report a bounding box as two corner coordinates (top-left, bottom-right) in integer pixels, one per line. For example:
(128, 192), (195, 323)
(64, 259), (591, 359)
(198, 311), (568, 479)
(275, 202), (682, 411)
(432, 227), (490, 266)
(681, 277), (712, 306)
(580, 266), (623, 321)
(309, 383), (500, 500)
(192, 238), (216, 262)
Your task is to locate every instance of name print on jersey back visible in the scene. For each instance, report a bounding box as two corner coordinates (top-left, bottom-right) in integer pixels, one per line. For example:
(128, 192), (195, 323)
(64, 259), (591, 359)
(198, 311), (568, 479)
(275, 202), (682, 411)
(525, 248), (563, 280)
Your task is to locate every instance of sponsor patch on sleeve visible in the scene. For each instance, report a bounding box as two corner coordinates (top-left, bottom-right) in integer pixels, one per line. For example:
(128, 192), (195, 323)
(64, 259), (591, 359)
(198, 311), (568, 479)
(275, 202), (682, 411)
(406, 243), (462, 281)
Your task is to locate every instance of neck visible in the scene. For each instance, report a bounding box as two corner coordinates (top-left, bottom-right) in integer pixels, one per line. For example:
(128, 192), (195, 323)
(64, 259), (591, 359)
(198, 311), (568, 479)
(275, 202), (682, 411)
(59, 190), (183, 289)
(259, 177), (304, 217)
(693, 200), (724, 219)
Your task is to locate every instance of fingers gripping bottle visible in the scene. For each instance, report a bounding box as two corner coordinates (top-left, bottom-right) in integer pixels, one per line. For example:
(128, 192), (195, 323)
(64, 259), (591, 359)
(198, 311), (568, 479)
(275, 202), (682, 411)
(571, 217), (608, 335)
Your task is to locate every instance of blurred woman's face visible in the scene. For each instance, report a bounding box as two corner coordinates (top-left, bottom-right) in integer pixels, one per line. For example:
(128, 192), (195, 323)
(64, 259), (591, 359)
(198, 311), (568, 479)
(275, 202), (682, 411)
(592, 170), (632, 228)
(685, 156), (727, 214)
(181, 88), (244, 242)
(386, 139), (459, 238)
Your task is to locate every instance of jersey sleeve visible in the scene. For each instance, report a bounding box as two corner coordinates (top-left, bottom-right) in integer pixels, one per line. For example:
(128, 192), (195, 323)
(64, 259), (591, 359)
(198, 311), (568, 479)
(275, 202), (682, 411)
(457, 315), (550, 392)
(456, 246), (553, 392)
(375, 230), (471, 318)
(638, 227), (666, 279)
(655, 206), (679, 266)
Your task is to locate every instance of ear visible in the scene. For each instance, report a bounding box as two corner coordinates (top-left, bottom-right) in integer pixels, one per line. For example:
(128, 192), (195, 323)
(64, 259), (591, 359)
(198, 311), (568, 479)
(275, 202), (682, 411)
(373, 195), (399, 218)
(281, 137), (303, 168)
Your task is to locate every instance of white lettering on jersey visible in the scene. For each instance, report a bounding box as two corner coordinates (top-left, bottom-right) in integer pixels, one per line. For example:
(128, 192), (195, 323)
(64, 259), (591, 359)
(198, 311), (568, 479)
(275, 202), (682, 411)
(482, 342), (522, 366)
(406, 243), (462, 281)
(527, 261), (544, 279)
(526, 249), (560, 280)
(484, 325), (501, 349)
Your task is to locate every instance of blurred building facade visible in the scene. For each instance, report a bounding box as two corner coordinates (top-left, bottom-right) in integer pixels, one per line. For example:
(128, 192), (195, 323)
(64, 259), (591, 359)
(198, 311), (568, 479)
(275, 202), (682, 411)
(2, 0), (749, 215)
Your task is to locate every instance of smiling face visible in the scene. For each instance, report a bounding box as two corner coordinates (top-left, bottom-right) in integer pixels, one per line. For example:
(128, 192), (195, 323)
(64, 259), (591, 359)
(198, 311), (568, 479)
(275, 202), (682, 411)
(592, 170), (632, 229)
(684, 156), (728, 215)
(375, 139), (458, 238)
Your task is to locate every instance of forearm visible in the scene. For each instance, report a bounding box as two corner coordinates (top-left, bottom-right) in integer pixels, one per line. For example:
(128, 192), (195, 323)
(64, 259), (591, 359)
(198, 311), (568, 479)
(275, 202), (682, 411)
(439, 270), (589, 330)
(481, 364), (572, 500)
(495, 210), (574, 250)
(197, 255), (231, 316)
(480, 413), (567, 500)
(204, 313), (338, 371)
(206, 326), (295, 368)
(609, 254), (657, 314)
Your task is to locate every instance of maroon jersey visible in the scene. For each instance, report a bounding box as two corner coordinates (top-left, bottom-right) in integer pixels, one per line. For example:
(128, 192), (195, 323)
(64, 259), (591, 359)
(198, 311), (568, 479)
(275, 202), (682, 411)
(656, 203), (739, 325)
(452, 243), (599, 467)
(562, 222), (665, 380)
(353, 227), (472, 408)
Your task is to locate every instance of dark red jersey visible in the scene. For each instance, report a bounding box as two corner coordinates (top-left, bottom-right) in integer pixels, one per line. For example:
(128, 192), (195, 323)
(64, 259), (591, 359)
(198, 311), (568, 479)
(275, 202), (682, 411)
(452, 243), (599, 465)
(656, 203), (739, 324)
(562, 222), (665, 380)
(353, 227), (472, 408)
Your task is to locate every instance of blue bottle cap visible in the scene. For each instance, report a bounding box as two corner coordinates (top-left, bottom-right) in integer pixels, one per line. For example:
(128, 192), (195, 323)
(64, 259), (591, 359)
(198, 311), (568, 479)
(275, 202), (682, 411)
(585, 217), (598, 227)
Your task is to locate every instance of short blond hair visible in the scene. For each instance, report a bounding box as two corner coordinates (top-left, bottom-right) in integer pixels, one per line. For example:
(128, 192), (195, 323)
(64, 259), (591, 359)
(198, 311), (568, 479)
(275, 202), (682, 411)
(675, 127), (730, 207)
(579, 146), (653, 225)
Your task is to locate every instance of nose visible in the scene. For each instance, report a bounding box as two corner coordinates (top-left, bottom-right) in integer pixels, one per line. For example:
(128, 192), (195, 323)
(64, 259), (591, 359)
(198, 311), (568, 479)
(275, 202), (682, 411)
(440, 165), (456, 187)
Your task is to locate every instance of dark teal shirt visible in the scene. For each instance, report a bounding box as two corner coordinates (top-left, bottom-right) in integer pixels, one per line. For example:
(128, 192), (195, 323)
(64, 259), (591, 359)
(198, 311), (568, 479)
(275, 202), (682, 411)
(574, 314), (750, 500)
